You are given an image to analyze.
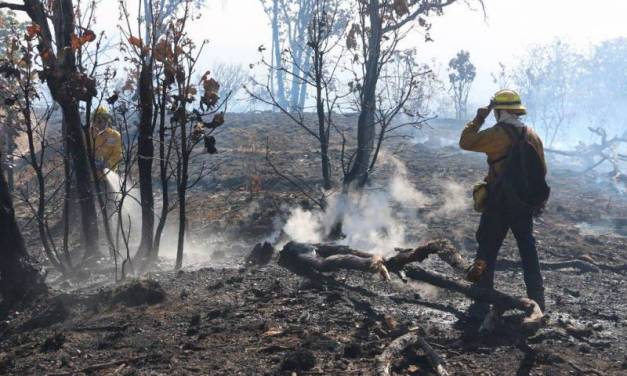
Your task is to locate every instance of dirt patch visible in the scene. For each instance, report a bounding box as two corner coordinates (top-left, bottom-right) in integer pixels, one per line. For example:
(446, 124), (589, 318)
(109, 279), (166, 307)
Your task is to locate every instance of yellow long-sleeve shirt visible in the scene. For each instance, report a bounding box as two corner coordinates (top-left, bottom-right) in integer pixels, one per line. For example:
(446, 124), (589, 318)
(91, 127), (122, 170)
(459, 121), (547, 183)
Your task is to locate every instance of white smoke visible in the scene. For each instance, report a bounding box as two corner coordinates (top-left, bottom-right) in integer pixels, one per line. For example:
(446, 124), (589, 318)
(282, 154), (432, 255)
(103, 169), (143, 254)
(428, 179), (470, 219)
(283, 206), (324, 244)
(387, 155), (432, 208)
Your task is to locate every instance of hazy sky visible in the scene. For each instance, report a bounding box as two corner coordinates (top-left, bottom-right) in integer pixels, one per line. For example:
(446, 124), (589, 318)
(96, 0), (627, 104)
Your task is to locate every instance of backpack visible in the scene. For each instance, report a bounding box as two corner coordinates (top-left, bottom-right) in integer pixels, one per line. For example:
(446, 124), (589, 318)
(489, 123), (551, 215)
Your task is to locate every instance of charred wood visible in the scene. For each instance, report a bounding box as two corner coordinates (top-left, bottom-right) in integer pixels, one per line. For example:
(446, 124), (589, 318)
(245, 242), (275, 266)
(278, 240), (543, 330)
(279, 242), (390, 280)
(403, 266), (543, 331)
(376, 330), (449, 376)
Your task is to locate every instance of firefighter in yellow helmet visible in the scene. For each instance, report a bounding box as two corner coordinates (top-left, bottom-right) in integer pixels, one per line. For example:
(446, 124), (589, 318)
(459, 89), (548, 321)
(90, 107), (122, 176)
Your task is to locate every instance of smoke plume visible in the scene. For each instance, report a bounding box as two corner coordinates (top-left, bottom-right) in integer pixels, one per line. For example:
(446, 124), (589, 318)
(281, 154), (432, 255)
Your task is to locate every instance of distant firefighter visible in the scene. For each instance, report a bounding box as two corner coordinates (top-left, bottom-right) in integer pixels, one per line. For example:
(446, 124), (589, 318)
(90, 106), (122, 174)
(459, 89), (551, 320)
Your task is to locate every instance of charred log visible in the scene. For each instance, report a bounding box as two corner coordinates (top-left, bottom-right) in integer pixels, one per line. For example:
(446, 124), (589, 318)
(245, 242), (275, 266)
(279, 242), (390, 280)
(278, 240), (543, 330)
(376, 331), (449, 376)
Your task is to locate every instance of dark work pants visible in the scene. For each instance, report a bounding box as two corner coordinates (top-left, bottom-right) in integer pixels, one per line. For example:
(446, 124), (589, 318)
(475, 205), (545, 309)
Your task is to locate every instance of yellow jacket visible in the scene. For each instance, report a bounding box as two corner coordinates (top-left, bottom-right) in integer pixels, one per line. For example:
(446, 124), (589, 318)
(459, 121), (547, 183)
(91, 127), (122, 170)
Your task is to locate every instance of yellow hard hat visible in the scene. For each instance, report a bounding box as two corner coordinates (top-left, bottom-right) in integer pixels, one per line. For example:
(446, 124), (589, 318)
(92, 106), (112, 123)
(490, 89), (527, 115)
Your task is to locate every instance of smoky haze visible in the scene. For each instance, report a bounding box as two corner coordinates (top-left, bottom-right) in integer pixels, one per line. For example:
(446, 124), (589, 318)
(81, 1), (627, 145)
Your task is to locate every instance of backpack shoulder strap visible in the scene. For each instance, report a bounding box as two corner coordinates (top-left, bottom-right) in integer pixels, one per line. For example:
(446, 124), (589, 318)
(496, 122), (527, 144)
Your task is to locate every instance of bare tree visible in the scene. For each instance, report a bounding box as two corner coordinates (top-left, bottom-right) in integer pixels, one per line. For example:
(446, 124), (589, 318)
(212, 62), (248, 104)
(513, 40), (580, 148)
(343, 0), (482, 187)
(491, 62), (510, 89)
(367, 49), (437, 171)
(448, 49), (476, 120)
(1, 33), (74, 274)
(144, 1), (227, 270)
(118, 0), (160, 265)
(0, 0), (101, 259)
(259, 0), (318, 111)
(250, 0), (350, 193)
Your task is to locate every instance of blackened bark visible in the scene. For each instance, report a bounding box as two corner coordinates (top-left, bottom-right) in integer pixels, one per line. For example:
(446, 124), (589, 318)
(22, 0), (100, 257)
(343, 0), (382, 188)
(62, 100), (100, 259)
(175, 115), (189, 270)
(23, 96), (67, 273)
(313, 41), (332, 190)
(153, 83), (169, 263)
(136, 61), (155, 262)
(175, 151), (188, 270)
(176, 182), (186, 270)
(0, 160), (46, 308)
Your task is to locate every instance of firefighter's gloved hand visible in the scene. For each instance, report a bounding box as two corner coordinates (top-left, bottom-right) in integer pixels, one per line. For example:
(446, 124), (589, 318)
(472, 107), (491, 126)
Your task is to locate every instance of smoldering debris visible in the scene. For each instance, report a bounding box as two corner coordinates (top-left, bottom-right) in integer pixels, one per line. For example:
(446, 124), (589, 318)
(279, 155), (473, 255)
(281, 154), (432, 255)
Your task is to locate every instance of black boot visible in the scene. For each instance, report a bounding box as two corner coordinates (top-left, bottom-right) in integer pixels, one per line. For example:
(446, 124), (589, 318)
(528, 289), (545, 312)
(466, 301), (490, 321)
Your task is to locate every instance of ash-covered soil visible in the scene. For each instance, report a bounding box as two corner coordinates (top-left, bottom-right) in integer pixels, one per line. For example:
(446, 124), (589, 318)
(2, 113), (627, 375)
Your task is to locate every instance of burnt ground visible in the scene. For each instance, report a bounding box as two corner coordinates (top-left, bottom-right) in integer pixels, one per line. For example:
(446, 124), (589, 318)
(2, 113), (627, 375)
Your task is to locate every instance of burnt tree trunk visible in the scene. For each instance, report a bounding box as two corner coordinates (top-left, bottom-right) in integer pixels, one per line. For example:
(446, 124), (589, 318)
(175, 115), (189, 271)
(18, 0), (100, 257)
(313, 41), (332, 190)
(153, 83), (170, 263)
(136, 61), (155, 262)
(0, 159), (46, 308)
(175, 159), (188, 270)
(343, 0), (382, 188)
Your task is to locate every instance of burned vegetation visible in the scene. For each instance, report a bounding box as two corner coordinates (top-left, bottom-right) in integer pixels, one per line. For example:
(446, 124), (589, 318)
(0, 1), (626, 375)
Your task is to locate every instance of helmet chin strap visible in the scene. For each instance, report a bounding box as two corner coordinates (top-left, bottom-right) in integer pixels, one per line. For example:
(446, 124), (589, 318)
(494, 110), (503, 122)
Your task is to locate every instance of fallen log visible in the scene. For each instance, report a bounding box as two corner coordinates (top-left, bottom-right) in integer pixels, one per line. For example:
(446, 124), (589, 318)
(278, 241), (543, 331)
(376, 331), (449, 376)
(245, 242), (275, 266)
(403, 266), (543, 331)
(279, 242), (390, 280)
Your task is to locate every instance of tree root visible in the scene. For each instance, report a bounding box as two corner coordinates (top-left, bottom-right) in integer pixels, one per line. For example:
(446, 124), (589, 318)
(376, 331), (449, 376)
